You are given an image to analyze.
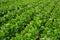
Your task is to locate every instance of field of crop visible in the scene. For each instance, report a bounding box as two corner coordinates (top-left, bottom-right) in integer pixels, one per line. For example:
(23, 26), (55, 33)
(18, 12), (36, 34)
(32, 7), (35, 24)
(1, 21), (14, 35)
(0, 0), (60, 40)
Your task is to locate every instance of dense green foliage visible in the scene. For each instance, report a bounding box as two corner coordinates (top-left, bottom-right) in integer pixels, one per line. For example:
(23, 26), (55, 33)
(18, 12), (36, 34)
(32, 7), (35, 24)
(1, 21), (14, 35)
(0, 0), (60, 40)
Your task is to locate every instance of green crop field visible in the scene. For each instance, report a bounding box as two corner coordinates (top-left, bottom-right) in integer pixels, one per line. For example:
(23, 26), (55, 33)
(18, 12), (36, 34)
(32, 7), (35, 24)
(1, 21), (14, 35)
(0, 0), (60, 40)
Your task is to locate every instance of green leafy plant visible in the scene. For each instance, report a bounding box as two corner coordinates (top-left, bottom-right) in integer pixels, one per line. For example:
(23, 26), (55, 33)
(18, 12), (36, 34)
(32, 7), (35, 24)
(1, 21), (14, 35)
(0, 0), (60, 40)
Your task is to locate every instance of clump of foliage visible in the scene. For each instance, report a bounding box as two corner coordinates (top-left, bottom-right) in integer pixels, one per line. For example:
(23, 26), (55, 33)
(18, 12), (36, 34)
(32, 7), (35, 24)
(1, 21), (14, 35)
(0, 0), (60, 40)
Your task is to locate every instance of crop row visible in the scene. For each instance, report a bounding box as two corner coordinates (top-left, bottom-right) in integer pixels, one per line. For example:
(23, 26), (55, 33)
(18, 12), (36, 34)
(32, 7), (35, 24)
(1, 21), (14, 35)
(0, 0), (40, 26)
(39, 1), (60, 40)
(10, 0), (58, 40)
(0, 1), (44, 40)
(0, 0), (60, 40)
(0, 0), (52, 39)
(0, 0), (39, 17)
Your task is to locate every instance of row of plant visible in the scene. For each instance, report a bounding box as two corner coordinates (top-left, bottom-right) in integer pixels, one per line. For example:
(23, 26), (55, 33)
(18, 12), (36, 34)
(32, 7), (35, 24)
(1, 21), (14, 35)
(0, 0), (40, 26)
(39, 1), (60, 40)
(0, 0), (44, 39)
(10, 0), (58, 40)
(0, 0), (51, 39)
(0, 0), (60, 40)
(0, 0), (39, 17)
